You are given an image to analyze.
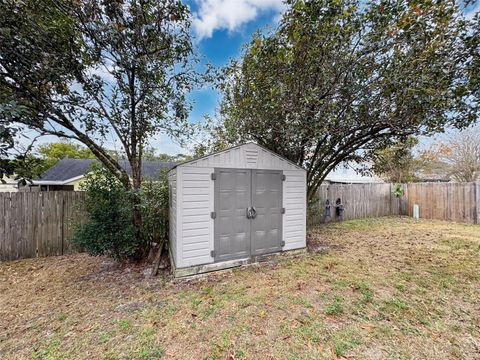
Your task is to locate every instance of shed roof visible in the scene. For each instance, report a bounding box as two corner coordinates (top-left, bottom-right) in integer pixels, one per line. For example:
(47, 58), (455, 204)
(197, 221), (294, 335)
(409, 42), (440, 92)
(173, 142), (305, 172)
(36, 158), (175, 184)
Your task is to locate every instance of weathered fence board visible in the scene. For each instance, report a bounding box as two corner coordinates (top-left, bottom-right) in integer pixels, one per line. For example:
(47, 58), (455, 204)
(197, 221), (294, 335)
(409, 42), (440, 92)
(476, 182), (480, 225)
(406, 182), (478, 223)
(1, 182), (478, 261)
(309, 183), (402, 225)
(0, 192), (86, 262)
(309, 182), (479, 225)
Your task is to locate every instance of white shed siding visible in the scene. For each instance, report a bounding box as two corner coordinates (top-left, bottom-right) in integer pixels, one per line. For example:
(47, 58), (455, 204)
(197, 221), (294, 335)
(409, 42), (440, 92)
(170, 143), (306, 271)
(282, 170), (307, 250)
(177, 166), (215, 268)
(168, 169), (178, 267)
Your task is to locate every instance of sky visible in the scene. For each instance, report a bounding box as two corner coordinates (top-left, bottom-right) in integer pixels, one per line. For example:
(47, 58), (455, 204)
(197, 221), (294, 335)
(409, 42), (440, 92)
(151, 0), (286, 155)
(156, 0), (480, 155)
(23, 0), (286, 156)
(24, 0), (480, 156)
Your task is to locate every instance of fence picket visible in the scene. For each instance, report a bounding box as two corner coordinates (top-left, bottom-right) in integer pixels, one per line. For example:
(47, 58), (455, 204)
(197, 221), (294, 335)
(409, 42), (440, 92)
(0, 192), (86, 261)
(308, 182), (479, 226)
(1, 183), (478, 261)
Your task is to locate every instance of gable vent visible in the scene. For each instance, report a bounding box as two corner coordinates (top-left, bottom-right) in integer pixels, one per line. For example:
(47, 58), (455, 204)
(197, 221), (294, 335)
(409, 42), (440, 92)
(245, 149), (258, 166)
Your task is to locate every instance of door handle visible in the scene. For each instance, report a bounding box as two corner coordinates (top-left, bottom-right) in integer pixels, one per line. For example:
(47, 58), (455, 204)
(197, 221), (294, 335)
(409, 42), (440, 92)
(246, 207), (257, 219)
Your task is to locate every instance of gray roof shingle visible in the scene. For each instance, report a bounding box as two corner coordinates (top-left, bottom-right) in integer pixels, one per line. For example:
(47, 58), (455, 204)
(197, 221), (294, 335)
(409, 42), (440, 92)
(37, 158), (176, 183)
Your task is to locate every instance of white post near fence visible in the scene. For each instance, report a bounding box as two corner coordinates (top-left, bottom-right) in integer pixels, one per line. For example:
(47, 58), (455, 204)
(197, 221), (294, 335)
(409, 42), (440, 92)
(475, 182), (480, 225)
(413, 204), (420, 220)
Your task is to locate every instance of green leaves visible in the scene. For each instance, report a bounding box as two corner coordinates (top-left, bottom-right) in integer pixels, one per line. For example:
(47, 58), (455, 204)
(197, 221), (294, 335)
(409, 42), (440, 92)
(37, 142), (95, 170)
(74, 165), (169, 261)
(218, 0), (477, 201)
(393, 184), (405, 199)
(371, 137), (421, 183)
(0, 0), (200, 187)
(73, 170), (139, 260)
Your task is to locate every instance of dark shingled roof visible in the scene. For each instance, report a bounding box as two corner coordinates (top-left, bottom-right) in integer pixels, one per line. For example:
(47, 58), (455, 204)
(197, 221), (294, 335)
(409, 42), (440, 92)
(37, 158), (176, 183)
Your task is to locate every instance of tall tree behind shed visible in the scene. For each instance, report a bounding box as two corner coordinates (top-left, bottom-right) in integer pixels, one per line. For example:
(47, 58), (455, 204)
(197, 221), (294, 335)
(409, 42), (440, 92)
(370, 137), (421, 183)
(218, 0), (479, 202)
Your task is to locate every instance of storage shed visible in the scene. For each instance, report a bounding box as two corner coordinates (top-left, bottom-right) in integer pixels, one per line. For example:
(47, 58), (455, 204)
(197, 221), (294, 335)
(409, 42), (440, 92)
(168, 143), (306, 276)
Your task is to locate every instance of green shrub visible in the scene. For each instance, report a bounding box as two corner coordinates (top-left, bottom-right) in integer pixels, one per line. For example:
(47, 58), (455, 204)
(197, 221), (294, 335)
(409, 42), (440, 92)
(73, 165), (170, 261)
(73, 166), (138, 260)
(140, 174), (169, 249)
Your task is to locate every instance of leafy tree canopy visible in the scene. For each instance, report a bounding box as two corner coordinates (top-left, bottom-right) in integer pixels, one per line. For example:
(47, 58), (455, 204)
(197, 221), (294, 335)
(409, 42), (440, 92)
(218, 0), (479, 201)
(106, 145), (192, 162)
(370, 136), (420, 183)
(0, 0), (200, 189)
(419, 126), (480, 182)
(37, 142), (95, 170)
(1, 0), (202, 257)
(0, 154), (46, 185)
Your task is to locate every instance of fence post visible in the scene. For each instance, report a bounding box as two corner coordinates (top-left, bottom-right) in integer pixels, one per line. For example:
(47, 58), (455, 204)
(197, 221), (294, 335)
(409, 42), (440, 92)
(61, 194), (65, 255)
(399, 184), (408, 216)
(475, 182), (480, 225)
(389, 183), (393, 215)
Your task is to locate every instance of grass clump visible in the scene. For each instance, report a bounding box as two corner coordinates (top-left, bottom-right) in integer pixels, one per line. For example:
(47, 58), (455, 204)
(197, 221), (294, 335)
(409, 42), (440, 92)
(359, 282), (374, 303)
(118, 319), (132, 331)
(325, 296), (344, 316)
(333, 330), (362, 357)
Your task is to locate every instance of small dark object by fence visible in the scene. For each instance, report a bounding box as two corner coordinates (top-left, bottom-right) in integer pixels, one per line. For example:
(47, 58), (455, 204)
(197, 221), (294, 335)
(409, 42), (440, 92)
(308, 182), (479, 226)
(334, 198), (344, 219)
(324, 199), (332, 221)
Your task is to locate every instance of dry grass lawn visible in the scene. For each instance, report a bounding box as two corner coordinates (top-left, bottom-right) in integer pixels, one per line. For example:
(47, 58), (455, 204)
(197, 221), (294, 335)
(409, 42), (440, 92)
(0, 217), (479, 359)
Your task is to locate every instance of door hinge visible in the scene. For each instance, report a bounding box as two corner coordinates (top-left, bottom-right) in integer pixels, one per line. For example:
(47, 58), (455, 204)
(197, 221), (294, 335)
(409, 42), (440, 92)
(281, 240), (285, 247)
(210, 211), (216, 219)
(211, 173), (217, 180)
(282, 174), (286, 181)
(281, 208), (286, 214)
(210, 250), (216, 258)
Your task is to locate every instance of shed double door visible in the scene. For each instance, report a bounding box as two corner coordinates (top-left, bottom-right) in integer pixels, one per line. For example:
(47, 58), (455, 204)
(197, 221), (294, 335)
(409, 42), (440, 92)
(214, 168), (283, 262)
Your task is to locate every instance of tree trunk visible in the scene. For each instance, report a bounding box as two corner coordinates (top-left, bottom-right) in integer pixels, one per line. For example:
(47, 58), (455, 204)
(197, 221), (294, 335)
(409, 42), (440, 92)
(130, 157), (146, 260)
(132, 198), (145, 259)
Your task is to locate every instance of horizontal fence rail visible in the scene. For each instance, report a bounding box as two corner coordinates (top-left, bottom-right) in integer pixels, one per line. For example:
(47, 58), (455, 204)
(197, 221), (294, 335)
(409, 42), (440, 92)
(406, 182), (479, 224)
(309, 182), (479, 226)
(1, 183), (478, 262)
(0, 192), (86, 262)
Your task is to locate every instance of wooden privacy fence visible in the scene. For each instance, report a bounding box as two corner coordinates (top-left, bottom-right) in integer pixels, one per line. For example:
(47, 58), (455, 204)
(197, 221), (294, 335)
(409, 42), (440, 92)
(1, 183), (478, 261)
(309, 183), (404, 225)
(406, 182), (480, 224)
(0, 192), (86, 262)
(309, 182), (479, 225)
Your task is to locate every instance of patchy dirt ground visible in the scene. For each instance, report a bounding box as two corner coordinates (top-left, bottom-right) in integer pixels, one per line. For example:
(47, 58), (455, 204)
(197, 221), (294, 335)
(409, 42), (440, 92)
(0, 218), (479, 359)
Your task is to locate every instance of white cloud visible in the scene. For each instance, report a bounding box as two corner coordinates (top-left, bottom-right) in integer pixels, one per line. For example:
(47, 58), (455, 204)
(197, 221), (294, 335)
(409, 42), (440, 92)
(192, 0), (285, 40)
(466, 1), (480, 20)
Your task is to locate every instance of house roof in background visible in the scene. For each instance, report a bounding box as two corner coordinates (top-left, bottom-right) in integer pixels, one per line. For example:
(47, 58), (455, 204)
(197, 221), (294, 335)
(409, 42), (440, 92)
(36, 158), (176, 184)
